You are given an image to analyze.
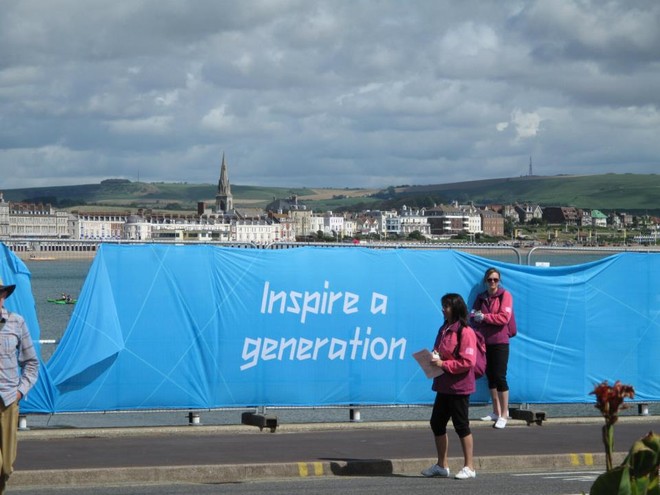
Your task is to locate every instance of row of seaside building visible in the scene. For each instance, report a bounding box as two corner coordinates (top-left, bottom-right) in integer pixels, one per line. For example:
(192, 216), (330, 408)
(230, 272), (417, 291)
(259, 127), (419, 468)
(0, 157), (652, 244)
(0, 191), (648, 245)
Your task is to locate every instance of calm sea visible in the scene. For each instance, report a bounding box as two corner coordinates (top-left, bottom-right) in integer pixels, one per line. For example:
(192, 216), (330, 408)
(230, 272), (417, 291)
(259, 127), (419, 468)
(21, 250), (658, 428)
(27, 258), (92, 361)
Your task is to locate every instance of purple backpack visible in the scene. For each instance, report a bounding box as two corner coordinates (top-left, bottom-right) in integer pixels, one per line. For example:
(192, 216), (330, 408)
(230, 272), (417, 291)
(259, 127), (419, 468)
(456, 325), (487, 379)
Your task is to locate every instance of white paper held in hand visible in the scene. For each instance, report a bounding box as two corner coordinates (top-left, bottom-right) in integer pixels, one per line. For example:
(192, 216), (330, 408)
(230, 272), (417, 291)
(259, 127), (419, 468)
(412, 349), (444, 379)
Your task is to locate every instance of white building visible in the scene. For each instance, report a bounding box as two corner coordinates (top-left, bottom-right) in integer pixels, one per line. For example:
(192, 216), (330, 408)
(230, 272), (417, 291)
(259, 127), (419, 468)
(386, 206), (431, 237)
(5, 201), (69, 238)
(461, 206), (482, 234)
(306, 212), (355, 239)
(124, 215), (154, 241)
(0, 193), (9, 237)
(233, 219), (280, 244)
(144, 213), (231, 241)
(71, 212), (128, 240)
(309, 215), (325, 236)
(343, 217), (356, 238)
(323, 212), (345, 239)
(363, 210), (396, 237)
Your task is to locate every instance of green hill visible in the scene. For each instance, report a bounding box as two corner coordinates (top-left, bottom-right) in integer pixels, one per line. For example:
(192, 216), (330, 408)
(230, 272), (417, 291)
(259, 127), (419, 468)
(2, 179), (315, 211)
(387, 174), (660, 214)
(2, 174), (659, 215)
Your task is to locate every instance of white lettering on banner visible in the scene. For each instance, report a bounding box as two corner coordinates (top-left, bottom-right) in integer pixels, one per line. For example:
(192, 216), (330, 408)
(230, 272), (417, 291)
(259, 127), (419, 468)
(240, 327), (407, 371)
(260, 281), (382, 323)
(250, 281), (400, 371)
(371, 292), (388, 314)
(329, 338), (347, 359)
(261, 338), (278, 361)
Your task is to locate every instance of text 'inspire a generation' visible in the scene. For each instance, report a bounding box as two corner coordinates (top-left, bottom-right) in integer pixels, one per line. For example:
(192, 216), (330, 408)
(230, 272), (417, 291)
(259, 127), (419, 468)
(240, 280), (408, 370)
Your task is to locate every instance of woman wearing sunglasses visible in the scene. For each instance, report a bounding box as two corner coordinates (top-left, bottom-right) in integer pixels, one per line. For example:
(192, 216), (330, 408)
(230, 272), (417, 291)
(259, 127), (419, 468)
(470, 267), (515, 429)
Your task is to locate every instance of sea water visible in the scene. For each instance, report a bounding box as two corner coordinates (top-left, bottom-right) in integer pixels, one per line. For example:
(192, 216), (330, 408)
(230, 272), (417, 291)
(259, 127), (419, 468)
(21, 250), (658, 428)
(27, 258), (92, 362)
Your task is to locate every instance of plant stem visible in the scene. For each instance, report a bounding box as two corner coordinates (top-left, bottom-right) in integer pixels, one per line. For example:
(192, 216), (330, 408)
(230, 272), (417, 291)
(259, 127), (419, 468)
(602, 424), (614, 471)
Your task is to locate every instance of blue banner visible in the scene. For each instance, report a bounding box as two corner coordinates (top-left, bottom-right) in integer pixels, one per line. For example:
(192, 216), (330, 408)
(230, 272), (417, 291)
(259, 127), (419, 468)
(8, 243), (658, 413)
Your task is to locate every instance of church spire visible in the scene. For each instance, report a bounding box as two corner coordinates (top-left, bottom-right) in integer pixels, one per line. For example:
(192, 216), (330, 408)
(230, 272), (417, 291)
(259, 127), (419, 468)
(215, 153), (233, 213)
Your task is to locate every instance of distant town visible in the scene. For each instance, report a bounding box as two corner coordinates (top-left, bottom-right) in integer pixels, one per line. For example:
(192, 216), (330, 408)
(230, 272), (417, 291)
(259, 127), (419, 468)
(1, 156), (659, 252)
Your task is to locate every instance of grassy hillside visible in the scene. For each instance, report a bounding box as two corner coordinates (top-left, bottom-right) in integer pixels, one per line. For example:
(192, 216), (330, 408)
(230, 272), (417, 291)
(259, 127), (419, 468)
(2, 180), (316, 211)
(3, 174), (659, 214)
(393, 174), (660, 214)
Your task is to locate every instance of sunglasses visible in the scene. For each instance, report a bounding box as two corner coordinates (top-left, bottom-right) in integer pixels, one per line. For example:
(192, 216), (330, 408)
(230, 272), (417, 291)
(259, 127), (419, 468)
(486, 278), (500, 283)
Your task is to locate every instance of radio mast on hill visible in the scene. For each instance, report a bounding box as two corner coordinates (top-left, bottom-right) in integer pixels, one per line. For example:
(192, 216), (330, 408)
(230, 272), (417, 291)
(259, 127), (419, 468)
(528, 156), (533, 176)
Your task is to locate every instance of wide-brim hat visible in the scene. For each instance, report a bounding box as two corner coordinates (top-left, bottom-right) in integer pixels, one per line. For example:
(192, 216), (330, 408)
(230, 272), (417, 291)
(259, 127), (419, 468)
(0, 284), (16, 299)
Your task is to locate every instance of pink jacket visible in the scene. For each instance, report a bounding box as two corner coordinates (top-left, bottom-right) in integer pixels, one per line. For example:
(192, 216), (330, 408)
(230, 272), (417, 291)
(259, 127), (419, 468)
(431, 321), (477, 395)
(472, 288), (514, 345)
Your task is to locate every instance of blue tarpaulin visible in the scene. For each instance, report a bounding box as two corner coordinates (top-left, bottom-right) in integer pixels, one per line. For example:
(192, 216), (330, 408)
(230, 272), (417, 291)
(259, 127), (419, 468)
(4, 243), (658, 414)
(0, 244), (55, 412)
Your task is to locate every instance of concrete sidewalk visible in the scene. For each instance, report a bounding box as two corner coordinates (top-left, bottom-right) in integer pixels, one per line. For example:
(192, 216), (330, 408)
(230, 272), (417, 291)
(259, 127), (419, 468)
(10, 416), (660, 489)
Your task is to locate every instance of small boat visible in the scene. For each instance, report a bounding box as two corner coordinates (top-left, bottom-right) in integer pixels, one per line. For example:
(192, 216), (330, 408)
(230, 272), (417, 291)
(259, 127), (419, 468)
(47, 298), (77, 305)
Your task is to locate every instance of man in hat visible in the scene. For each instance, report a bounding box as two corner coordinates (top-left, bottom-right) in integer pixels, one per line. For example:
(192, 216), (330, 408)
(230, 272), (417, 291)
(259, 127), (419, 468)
(0, 282), (39, 494)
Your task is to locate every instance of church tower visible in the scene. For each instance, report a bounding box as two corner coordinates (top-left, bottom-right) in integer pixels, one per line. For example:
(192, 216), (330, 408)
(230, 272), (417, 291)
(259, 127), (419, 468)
(215, 153), (233, 214)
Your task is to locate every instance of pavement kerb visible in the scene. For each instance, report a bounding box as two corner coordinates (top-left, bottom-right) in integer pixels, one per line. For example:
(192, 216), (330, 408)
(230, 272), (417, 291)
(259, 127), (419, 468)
(16, 420), (434, 440)
(11, 452), (627, 488)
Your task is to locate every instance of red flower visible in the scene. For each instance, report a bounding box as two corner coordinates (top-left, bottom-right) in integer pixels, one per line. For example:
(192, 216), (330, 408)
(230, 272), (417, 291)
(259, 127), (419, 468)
(591, 380), (635, 426)
(591, 380), (636, 472)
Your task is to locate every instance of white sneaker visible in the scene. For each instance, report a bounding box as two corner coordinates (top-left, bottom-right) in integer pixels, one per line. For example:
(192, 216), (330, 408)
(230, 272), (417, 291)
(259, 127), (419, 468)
(480, 413), (498, 421)
(494, 417), (508, 429)
(454, 466), (476, 479)
(421, 464), (450, 477)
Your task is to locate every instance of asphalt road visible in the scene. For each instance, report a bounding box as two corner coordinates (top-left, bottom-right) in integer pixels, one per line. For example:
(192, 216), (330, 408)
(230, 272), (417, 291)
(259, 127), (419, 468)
(16, 420), (658, 470)
(9, 417), (659, 491)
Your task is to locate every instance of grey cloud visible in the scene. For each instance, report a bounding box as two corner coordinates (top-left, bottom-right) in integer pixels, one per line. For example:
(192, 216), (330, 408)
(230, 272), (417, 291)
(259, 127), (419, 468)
(1, 0), (659, 190)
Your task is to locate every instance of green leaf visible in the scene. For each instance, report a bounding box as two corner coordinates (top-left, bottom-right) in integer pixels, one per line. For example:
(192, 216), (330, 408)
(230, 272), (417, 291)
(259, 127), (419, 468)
(629, 440), (658, 477)
(590, 467), (630, 495)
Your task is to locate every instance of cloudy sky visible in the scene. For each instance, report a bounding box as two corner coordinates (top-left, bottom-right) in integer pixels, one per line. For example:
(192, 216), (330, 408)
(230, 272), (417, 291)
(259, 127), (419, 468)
(1, 0), (659, 190)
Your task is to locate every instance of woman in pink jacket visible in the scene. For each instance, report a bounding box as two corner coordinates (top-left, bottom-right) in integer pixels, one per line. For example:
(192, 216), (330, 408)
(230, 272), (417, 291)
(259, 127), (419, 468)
(421, 293), (477, 480)
(471, 267), (514, 429)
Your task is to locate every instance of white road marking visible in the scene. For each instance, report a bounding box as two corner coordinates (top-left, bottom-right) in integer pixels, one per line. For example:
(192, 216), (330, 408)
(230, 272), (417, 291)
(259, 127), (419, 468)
(511, 471), (599, 482)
